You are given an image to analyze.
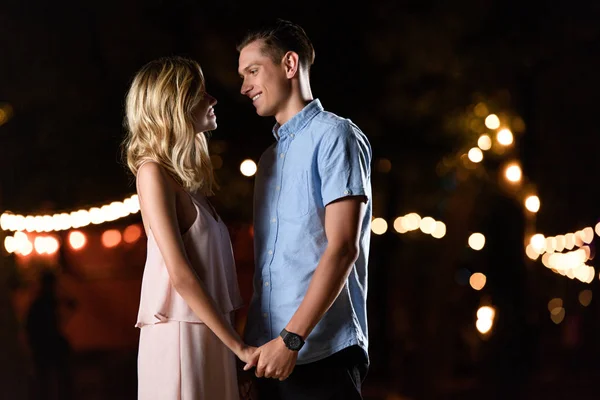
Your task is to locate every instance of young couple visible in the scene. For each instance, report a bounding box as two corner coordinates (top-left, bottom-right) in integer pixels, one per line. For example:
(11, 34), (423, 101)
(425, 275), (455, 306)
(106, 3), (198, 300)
(123, 19), (373, 400)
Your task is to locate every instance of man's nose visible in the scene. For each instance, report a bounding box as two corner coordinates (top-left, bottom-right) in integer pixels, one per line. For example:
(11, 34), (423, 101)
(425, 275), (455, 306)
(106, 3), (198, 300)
(241, 81), (251, 95)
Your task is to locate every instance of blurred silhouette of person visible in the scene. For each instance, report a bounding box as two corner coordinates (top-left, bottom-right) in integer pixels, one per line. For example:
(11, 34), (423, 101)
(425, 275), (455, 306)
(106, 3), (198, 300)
(25, 269), (73, 400)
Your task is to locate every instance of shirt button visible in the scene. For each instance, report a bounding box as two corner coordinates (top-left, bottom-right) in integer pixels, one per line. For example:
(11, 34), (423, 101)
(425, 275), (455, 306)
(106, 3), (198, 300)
(344, 189), (351, 195)
(280, 153), (285, 158)
(290, 133), (295, 138)
(268, 250), (273, 255)
(271, 217), (277, 223)
(264, 281), (269, 287)
(263, 313), (268, 318)
(276, 185), (280, 191)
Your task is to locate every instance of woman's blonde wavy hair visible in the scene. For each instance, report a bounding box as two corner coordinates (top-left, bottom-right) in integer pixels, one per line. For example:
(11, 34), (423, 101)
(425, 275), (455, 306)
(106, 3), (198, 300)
(123, 56), (216, 195)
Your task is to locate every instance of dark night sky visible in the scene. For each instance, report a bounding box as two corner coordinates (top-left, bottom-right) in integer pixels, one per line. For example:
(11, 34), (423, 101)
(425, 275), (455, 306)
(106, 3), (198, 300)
(1, 0), (600, 234)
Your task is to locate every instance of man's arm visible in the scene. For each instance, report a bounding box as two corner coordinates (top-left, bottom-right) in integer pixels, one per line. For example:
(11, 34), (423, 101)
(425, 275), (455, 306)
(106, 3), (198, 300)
(284, 196), (366, 338)
(248, 196), (366, 380)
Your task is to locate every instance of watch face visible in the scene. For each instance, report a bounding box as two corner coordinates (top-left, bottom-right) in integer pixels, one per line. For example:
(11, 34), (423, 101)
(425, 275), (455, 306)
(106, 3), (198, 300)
(288, 335), (302, 350)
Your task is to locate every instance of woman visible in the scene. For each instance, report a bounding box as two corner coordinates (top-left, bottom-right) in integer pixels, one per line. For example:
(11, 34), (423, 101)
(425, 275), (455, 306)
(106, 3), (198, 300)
(123, 56), (254, 399)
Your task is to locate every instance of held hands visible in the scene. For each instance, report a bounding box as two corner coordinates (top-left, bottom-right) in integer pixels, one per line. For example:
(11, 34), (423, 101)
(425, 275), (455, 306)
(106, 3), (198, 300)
(235, 344), (259, 365)
(244, 336), (298, 381)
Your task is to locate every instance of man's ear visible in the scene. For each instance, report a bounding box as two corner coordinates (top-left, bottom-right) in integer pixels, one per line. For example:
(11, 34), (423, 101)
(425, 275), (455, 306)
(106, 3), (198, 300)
(283, 51), (300, 79)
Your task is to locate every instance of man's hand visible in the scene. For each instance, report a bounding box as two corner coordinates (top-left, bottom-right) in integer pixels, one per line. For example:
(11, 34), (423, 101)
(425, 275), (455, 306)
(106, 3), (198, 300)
(244, 337), (298, 381)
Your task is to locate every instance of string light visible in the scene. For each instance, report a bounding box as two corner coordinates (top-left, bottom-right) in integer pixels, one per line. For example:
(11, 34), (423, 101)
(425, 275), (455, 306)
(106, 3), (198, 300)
(392, 213), (446, 239)
(371, 218), (388, 235)
(1, 194), (140, 232)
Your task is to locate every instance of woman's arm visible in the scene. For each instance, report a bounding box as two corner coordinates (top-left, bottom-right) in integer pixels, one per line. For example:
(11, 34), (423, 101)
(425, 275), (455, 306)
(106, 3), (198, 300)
(137, 162), (254, 361)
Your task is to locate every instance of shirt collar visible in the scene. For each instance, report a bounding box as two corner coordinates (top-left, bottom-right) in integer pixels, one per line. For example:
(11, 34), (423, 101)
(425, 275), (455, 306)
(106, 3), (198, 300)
(272, 99), (323, 140)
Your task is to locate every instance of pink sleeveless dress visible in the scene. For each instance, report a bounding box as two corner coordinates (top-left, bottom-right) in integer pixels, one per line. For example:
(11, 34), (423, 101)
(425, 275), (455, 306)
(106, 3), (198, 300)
(135, 189), (244, 400)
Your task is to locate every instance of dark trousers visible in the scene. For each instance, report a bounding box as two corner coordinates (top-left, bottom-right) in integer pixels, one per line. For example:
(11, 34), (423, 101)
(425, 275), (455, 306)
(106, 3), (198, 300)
(255, 345), (368, 400)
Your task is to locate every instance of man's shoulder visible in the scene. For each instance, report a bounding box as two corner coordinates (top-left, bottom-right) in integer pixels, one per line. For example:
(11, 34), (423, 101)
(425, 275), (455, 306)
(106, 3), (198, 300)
(312, 109), (350, 128)
(310, 110), (365, 139)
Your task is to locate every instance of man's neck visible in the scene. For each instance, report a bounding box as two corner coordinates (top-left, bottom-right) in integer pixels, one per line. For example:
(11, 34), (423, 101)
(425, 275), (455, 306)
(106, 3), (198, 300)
(275, 96), (313, 127)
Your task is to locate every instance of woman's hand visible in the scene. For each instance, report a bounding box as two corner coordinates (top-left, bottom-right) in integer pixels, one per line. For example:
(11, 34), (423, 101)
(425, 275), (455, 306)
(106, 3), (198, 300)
(235, 344), (259, 366)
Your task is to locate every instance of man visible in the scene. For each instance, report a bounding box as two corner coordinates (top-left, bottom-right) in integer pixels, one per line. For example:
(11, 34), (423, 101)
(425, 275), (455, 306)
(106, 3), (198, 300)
(238, 19), (372, 399)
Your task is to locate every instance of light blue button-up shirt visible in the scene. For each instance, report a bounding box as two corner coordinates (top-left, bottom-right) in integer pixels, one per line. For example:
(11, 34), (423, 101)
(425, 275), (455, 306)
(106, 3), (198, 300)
(245, 99), (372, 364)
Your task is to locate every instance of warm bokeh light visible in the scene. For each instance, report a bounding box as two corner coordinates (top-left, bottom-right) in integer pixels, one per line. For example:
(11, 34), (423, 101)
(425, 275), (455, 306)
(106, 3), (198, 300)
(550, 307), (565, 324)
(581, 227), (594, 244)
(371, 218), (388, 235)
(431, 221), (446, 239)
(4, 236), (15, 254)
(240, 159), (257, 177)
(34, 236), (59, 255)
(477, 134), (492, 151)
(541, 245), (595, 283)
(101, 229), (122, 248)
(574, 231), (584, 248)
(124, 224), (143, 243)
(548, 298), (563, 312)
(20, 241), (33, 256)
(468, 233), (485, 251)
(469, 272), (487, 290)
(579, 290), (592, 307)
(476, 318), (493, 334)
(0, 103), (14, 127)
(403, 213), (421, 231)
(476, 305), (495, 334)
(525, 195), (540, 213)
(1, 194), (140, 232)
(376, 158), (392, 173)
(525, 244), (539, 260)
(496, 128), (514, 146)
(394, 214), (446, 239)
(477, 306), (495, 321)
(419, 217), (436, 234)
(3, 232), (33, 255)
(484, 114), (500, 129)
(565, 233), (576, 250)
(530, 234), (545, 253)
(393, 217), (407, 234)
(545, 237), (556, 253)
(554, 235), (565, 252)
(504, 163), (522, 183)
(474, 102), (488, 117)
(69, 231), (87, 250)
(467, 147), (483, 163)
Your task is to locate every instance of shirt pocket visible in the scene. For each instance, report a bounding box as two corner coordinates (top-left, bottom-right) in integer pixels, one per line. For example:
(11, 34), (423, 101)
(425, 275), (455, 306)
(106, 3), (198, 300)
(279, 171), (310, 219)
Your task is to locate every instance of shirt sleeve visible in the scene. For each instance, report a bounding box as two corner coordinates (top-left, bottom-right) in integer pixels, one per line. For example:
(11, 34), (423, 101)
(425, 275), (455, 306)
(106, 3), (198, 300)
(318, 120), (372, 207)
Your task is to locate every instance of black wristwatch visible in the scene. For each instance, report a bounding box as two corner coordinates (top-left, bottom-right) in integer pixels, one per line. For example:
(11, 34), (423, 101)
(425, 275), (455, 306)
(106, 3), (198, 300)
(280, 328), (305, 351)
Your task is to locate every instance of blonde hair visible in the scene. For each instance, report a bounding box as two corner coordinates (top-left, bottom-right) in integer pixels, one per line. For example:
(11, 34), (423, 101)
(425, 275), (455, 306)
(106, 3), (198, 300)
(123, 56), (216, 195)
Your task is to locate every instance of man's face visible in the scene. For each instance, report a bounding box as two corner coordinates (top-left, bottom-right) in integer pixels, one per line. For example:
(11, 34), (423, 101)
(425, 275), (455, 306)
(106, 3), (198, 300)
(238, 40), (289, 117)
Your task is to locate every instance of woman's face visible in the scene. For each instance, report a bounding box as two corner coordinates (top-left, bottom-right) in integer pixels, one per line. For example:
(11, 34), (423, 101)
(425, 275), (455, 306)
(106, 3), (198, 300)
(192, 92), (218, 133)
